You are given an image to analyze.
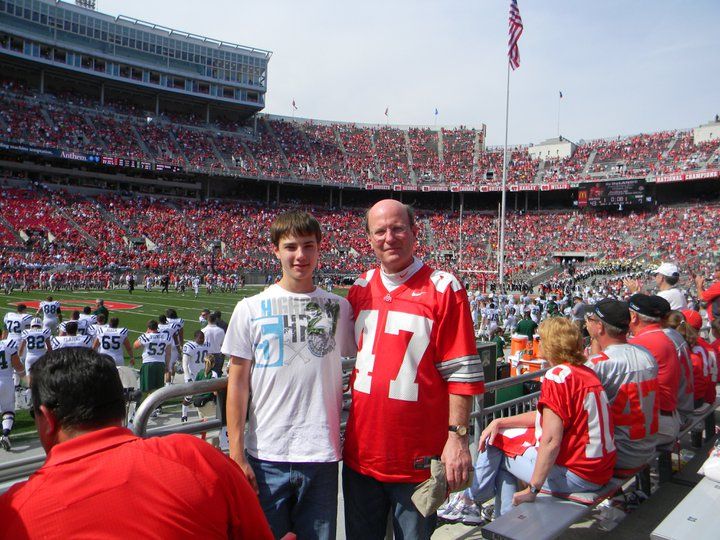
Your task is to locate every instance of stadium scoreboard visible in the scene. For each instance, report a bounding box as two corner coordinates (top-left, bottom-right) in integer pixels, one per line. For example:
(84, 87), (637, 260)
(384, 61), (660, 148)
(578, 179), (646, 207)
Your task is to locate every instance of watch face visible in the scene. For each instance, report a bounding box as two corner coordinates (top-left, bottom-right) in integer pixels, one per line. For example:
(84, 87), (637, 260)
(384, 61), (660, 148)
(451, 425), (468, 436)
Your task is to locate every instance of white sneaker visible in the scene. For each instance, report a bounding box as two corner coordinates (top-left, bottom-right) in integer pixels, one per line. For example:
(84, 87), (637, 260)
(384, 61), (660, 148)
(441, 494), (484, 526)
(456, 499), (484, 526)
(437, 492), (466, 522)
(1, 435), (11, 451)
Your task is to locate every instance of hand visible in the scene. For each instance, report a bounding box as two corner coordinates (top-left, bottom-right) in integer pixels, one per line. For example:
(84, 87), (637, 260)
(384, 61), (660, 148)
(695, 275), (705, 289)
(478, 419), (502, 452)
(441, 435), (472, 492)
(129, 358), (135, 367)
(512, 486), (537, 506)
(623, 278), (640, 293)
(233, 455), (259, 494)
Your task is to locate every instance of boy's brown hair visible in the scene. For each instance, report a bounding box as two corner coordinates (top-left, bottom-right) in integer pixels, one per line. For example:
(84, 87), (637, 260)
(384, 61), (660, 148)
(270, 211), (322, 246)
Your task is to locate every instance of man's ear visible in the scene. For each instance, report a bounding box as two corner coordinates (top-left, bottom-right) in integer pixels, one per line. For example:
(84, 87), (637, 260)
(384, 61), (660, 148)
(36, 404), (61, 451)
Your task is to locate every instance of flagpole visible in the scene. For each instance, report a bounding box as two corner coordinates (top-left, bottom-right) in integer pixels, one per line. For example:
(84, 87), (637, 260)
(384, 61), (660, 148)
(458, 193), (464, 269)
(557, 93), (561, 137)
(499, 60), (511, 289)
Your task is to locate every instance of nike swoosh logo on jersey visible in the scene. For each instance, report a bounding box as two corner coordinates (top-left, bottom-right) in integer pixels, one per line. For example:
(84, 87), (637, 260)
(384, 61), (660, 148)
(411, 291), (425, 297)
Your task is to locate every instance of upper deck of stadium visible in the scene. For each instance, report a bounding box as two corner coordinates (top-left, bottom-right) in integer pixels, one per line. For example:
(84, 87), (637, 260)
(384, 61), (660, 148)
(0, 0), (271, 117)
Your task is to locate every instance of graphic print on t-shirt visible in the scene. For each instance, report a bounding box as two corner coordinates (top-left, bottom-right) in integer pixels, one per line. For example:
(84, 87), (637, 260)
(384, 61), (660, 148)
(254, 296), (341, 368)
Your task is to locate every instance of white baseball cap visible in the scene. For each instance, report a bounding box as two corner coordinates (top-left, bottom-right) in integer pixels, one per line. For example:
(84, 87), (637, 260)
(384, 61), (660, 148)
(652, 262), (680, 278)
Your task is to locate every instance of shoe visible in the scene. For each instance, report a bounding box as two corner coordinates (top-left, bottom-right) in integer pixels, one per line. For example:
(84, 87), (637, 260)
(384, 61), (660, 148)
(456, 499), (484, 526)
(438, 492), (470, 523)
(181, 416), (188, 423)
(481, 503), (495, 523)
(0, 435), (11, 451)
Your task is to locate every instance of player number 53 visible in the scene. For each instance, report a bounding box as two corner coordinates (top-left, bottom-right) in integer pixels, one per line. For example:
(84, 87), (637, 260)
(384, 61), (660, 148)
(353, 309), (432, 402)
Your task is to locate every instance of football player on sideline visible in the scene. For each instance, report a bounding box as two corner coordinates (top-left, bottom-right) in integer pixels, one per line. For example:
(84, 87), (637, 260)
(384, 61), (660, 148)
(94, 318), (134, 368)
(2, 304), (32, 341)
(36, 296), (62, 334)
(0, 337), (24, 450)
(180, 330), (211, 422)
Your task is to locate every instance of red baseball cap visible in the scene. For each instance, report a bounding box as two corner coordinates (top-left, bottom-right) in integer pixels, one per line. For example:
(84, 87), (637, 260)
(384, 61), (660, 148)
(681, 309), (702, 330)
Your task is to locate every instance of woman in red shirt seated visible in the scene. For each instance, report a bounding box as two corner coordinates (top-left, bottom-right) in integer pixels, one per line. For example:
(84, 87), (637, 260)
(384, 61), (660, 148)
(442, 317), (616, 521)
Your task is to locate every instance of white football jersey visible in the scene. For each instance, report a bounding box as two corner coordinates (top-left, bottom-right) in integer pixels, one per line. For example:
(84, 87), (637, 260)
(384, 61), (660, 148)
(51, 334), (94, 350)
(96, 327), (129, 366)
(166, 317), (185, 331)
(79, 313), (98, 325)
(138, 332), (172, 364)
(59, 319), (90, 336)
(3, 313), (32, 339)
(158, 322), (179, 344)
(21, 328), (52, 367)
(39, 301), (61, 320)
(0, 338), (18, 379)
(182, 340), (211, 379)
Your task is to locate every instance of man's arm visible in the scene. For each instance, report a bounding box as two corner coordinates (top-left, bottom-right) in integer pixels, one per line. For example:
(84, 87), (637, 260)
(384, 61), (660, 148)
(441, 394), (472, 491)
(182, 352), (191, 379)
(226, 356), (257, 492)
(10, 353), (24, 382)
(133, 338), (142, 350)
(123, 337), (134, 367)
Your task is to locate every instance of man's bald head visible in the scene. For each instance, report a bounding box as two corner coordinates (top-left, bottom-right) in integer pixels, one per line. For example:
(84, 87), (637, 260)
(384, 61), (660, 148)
(365, 199), (418, 274)
(364, 199), (415, 233)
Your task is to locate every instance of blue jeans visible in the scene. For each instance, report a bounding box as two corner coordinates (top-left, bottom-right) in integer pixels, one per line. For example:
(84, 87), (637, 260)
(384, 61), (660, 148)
(342, 465), (437, 540)
(247, 454), (338, 540)
(467, 445), (602, 517)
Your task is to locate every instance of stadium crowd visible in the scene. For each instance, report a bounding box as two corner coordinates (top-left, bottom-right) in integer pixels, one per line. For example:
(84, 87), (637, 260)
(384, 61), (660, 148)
(1, 181), (719, 292)
(1, 82), (717, 188)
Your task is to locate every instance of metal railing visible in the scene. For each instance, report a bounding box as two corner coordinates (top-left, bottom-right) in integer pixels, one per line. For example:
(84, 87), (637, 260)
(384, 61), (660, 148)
(131, 378), (227, 438)
(0, 362), (550, 491)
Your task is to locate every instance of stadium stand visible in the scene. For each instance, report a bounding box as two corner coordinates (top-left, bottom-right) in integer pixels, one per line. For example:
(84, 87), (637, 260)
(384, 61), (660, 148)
(1, 84), (718, 189)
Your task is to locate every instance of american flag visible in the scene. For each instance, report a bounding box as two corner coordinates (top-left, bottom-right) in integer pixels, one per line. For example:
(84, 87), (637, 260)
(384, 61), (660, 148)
(508, 0), (524, 70)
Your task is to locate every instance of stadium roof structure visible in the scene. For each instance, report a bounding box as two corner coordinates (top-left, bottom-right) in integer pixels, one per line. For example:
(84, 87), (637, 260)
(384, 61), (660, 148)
(0, 0), (272, 116)
(114, 14), (272, 60)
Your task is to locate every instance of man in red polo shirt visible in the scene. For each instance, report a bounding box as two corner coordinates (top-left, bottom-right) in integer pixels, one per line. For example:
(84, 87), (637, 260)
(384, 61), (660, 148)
(0, 348), (273, 539)
(628, 294), (681, 446)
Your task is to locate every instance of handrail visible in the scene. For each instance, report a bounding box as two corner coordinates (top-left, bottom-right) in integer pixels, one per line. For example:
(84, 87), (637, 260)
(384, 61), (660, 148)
(131, 378), (228, 437)
(0, 364), (545, 489)
(484, 366), (549, 393)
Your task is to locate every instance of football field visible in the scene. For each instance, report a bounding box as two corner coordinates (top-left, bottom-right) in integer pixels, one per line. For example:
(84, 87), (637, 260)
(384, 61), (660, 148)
(0, 285), (347, 439)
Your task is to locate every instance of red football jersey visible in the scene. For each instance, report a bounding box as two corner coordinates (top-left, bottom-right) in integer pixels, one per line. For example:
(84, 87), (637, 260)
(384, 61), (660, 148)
(537, 363), (616, 485)
(696, 337), (718, 403)
(630, 325), (680, 412)
(689, 347), (709, 401)
(343, 264), (484, 482)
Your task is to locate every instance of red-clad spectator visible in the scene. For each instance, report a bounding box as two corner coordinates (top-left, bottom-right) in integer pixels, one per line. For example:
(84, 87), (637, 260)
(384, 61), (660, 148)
(628, 294), (681, 445)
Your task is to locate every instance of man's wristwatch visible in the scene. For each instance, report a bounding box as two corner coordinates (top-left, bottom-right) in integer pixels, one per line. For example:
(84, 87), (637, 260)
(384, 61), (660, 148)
(529, 484), (540, 495)
(448, 425), (468, 437)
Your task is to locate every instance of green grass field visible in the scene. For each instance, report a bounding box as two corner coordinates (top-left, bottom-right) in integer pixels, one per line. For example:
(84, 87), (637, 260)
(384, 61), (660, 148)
(1, 285), (348, 438)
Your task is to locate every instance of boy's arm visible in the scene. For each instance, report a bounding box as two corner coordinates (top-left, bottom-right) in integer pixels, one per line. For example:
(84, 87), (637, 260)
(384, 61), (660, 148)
(226, 357), (256, 492)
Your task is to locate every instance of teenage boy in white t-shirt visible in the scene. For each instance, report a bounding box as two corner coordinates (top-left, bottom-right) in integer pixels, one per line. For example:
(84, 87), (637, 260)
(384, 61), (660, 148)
(223, 211), (355, 540)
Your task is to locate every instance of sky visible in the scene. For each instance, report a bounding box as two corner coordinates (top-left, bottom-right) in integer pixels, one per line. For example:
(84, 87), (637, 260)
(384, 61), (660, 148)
(97, 0), (720, 146)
